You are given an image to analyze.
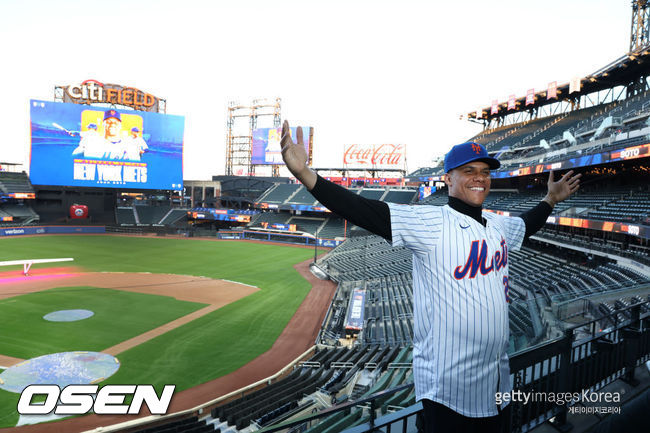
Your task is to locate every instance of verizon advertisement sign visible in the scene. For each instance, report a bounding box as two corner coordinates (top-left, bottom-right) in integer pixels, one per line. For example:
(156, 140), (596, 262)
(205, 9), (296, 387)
(343, 144), (406, 168)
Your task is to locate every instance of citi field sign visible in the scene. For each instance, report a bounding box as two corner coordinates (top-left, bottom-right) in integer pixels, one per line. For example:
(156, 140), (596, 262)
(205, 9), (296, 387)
(61, 80), (161, 112)
(343, 144), (406, 168)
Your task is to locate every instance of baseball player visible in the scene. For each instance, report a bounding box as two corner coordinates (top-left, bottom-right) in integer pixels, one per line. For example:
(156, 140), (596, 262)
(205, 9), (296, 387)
(103, 110), (122, 144)
(123, 127), (149, 161)
(72, 123), (105, 158)
(280, 120), (580, 433)
(102, 109), (127, 160)
(264, 128), (283, 163)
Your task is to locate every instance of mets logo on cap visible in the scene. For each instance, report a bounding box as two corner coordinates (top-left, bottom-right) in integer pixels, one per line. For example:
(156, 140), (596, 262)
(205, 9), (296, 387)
(444, 141), (501, 172)
(103, 109), (121, 121)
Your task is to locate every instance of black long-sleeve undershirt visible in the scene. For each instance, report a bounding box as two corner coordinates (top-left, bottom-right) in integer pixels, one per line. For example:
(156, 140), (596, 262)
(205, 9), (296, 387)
(310, 174), (392, 240)
(309, 174), (552, 242)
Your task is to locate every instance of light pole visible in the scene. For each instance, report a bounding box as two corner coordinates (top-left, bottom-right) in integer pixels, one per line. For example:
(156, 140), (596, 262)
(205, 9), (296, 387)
(313, 227), (320, 263)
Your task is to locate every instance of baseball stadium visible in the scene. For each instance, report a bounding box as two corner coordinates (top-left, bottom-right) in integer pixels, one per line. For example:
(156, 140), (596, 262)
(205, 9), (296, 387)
(2, 3), (650, 433)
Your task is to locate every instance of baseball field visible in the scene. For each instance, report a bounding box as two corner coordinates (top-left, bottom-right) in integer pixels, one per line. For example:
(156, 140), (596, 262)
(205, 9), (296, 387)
(0, 235), (321, 429)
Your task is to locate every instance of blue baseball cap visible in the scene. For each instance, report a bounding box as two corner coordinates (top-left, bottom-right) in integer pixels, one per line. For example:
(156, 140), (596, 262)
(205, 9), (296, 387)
(103, 109), (121, 121)
(444, 142), (500, 172)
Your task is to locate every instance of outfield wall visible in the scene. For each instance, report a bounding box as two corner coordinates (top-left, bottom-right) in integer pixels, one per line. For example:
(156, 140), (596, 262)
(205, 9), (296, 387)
(217, 230), (342, 247)
(0, 225), (105, 237)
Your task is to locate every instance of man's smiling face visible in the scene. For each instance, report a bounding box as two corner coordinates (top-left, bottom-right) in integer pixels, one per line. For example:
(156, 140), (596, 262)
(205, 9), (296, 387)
(445, 161), (491, 207)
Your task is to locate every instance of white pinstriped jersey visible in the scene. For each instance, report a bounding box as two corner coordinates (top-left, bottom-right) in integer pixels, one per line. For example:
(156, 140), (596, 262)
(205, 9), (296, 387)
(387, 203), (526, 417)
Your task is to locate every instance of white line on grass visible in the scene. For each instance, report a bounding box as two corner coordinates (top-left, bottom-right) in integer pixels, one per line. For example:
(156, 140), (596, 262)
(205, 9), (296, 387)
(222, 279), (259, 289)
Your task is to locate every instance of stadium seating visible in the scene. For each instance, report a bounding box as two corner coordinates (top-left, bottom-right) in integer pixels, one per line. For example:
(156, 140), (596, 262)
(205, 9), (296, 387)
(478, 114), (564, 152)
(318, 218), (346, 239)
(0, 171), (34, 194)
(131, 416), (208, 433)
(207, 345), (413, 431)
(357, 189), (385, 200)
(533, 228), (650, 265)
(382, 190), (417, 204)
(418, 182), (650, 225)
(317, 227), (650, 354)
(159, 209), (188, 226)
(257, 183), (301, 203)
(116, 207), (137, 225)
(407, 166), (443, 178)
(289, 217), (325, 234)
(134, 205), (172, 225)
(584, 189), (650, 222)
(287, 187), (318, 205)
(251, 211), (291, 227)
(0, 203), (39, 224)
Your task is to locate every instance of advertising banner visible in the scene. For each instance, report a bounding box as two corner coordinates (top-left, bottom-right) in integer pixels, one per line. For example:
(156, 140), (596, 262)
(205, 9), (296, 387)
(270, 223), (297, 232)
(345, 288), (366, 331)
(252, 126), (312, 165)
(317, 239), (340, 247)
(30, 100), (184, 190)
(491, 142), (649, 179)
(482, 212), (649, 239)
(526, 89), (535, 106)
(343, 144), (405, 168)
(0, 226), (105, 237)
(569, 77), (581, 94)
(544, 216), (647, 239)
(491, 100), (499, 115)
(609, 143), (650, 161)
(418, 185), (435, 201)
(187, 211), (252, 223)
(507, 94), (516, 110)
(547, 81), (557, 100)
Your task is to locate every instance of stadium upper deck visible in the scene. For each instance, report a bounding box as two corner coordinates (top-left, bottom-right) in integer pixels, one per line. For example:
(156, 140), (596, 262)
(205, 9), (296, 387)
(407, 89), (650, 181)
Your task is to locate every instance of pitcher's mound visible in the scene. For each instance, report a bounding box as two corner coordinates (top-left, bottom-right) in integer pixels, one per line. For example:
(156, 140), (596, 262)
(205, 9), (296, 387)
(43, 309), (94, 322)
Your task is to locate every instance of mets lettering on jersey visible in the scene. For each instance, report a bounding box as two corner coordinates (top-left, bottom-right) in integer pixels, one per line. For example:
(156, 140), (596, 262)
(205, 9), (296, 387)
(387, 203), (526, 417)
(453, 238), (508, 280)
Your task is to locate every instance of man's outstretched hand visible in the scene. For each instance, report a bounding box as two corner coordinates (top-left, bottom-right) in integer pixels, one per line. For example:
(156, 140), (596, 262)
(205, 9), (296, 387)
(281, 120), (317, 190)
(543, 170), (581, 207)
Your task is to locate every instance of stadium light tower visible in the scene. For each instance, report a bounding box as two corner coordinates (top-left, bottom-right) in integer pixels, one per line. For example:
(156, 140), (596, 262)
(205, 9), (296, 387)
(630, 0), (650, 52)
(225, 98), (281, 177)
(628, 1), (650, 96)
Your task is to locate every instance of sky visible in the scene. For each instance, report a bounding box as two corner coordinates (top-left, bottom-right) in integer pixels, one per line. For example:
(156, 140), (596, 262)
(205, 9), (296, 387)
(0, 0), (634, 180)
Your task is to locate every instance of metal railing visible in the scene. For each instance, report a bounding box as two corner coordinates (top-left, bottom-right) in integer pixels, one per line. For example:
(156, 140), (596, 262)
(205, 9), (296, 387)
(254, 301), (650, 433)
(255, 383), (414, 433)
(507, 301), (650, 432)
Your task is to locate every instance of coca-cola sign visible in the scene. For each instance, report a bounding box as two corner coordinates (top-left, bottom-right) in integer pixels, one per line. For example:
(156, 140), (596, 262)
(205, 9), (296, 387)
(343, 144), (405, 167)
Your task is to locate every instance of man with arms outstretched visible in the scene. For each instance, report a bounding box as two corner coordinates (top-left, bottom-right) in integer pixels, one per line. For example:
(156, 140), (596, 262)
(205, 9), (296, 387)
(280, 121), (580, 433)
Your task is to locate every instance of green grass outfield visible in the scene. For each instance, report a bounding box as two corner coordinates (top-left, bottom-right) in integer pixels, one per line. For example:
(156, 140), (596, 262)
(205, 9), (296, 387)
(0, 286), (206, 359)
(0, 235), (316, 428)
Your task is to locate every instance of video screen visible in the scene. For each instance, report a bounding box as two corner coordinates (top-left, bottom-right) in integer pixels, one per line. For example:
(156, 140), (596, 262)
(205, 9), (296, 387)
(251, 126), (312, 165)
(29, 100), (184, 190)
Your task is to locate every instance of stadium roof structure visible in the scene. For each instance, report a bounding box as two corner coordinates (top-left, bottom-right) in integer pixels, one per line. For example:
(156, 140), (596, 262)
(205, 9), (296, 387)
(468, 47), (650, 122)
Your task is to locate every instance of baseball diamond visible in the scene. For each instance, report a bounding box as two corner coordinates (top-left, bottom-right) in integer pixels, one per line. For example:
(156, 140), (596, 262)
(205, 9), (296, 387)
(0, 236), (335, 430)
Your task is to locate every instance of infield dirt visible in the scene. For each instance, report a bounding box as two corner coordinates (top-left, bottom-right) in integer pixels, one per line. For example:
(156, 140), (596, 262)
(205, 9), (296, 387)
(0, 255), (336, 433)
